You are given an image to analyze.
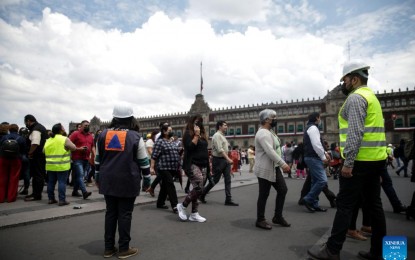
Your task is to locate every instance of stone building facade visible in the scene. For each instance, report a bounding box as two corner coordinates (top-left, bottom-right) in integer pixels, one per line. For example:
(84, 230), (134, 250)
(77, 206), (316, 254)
(72, 86), (415, 149)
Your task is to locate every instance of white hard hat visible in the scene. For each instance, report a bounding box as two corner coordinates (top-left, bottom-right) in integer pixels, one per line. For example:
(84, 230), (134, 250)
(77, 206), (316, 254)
(112, 105), (134, 118)
(341, 60), (370, 81)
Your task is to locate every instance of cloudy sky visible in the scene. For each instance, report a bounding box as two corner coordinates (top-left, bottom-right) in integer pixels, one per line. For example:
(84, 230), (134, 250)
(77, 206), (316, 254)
(0, 0), (414, 129)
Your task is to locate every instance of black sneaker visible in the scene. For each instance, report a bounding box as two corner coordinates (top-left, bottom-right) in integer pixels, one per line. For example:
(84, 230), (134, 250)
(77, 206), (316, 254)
(224, 201), (239, 206)
(19, 189), (29, 195)
(272, 216), (291, 227)
(72, 191), (82, 197)
(82, 191), (92, 199)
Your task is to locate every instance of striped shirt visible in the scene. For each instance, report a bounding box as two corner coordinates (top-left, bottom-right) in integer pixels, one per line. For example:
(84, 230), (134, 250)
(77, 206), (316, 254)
(340, 92), (368, 168)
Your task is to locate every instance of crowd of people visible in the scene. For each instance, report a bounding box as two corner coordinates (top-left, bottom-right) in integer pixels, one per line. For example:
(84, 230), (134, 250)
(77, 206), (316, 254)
(0, 61), (414, 260)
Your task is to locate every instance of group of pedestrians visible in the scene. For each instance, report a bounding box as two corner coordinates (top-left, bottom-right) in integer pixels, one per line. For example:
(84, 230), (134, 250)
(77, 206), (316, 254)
(0, 115), (94, 205)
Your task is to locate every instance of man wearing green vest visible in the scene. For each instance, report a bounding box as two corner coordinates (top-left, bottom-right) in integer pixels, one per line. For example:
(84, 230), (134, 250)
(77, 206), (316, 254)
(44, 123), (82, 206)
(308, 61), (387, 260)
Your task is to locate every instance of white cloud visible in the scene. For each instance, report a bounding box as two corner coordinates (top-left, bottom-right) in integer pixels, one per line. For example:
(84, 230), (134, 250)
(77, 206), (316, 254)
(187, 0), (272, 24)
(0, 5), (413, 130)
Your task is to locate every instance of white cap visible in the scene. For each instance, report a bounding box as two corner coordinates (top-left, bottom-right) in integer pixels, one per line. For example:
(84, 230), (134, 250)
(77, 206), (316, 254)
(112, 105), (134, 118)
(341, 60), (370, 81)
(388, 144), (393, 147)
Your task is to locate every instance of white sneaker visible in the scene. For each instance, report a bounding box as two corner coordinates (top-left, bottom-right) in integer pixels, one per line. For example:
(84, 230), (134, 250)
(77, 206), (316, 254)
(189, 212), (206, 222)
(177, 203), (188, 221)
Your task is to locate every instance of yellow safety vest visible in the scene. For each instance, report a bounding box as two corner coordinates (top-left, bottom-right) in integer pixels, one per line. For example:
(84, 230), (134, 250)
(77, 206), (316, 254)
(338, 86), (387, 161)
(45, 135), (71, 171)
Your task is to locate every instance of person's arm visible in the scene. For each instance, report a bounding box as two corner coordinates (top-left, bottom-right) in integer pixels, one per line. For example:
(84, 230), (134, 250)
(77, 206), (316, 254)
(342, 94), (367, 168)
(64, 138), (78, 151)
(136, 138), (150, 177)
(28, 130), (41, 158)
(258, 131), (287, 168)
(307, 126), (326, 161)
(150, 140), (161, 174)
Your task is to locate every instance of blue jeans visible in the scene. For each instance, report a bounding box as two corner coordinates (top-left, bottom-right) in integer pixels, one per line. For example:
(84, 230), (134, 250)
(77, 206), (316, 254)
(303, 157), (327, 208)
(72, 159), (88, 194)
(47, 170), (69, 202)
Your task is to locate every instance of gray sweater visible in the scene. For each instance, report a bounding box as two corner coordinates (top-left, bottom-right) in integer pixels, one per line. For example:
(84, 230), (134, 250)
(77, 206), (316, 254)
(254, 127), (287, 182)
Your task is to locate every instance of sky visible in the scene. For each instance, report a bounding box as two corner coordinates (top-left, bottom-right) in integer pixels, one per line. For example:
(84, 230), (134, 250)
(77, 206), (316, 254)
(0, 0), (414, 130)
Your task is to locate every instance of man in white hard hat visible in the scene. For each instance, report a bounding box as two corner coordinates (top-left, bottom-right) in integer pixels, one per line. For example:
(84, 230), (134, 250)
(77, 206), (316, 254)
(308, 61), (387, 260)
(95, 105), (151, 259)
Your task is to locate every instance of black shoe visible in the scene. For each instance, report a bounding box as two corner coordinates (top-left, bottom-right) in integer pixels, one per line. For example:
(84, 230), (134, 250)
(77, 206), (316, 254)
(256, 220), (272, 230)
(48, 199), (58, 204)
(199, 195), (207, 204)
(225, 201), (239, 206)
(58, 201), (70, 206)
(72, 191), (82, 197)
(272, 216), (291, 227)
(19, 189), (29, 195)
(314, 207), (328, 212)
(358, 251), (383, 260)
(157, 205), (169, 209)
(393, 204), (407, 214)
(298, 198), (304, 205)
(301, 199), (316, 213)
(308, 243), (340, 260)
(330, 198), (337, 208)
(24, 196), (41, 202)
(82, 191), (92, 199)
(184, 188), (190, 194)
(25, 193), (34, 199)
(396, 171), (400, 176)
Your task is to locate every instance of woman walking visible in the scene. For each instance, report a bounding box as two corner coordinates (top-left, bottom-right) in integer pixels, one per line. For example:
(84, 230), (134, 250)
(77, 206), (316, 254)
(150, 123), (180, 213)
(254, 109), (291, 230)
(176, 115), (209, 222)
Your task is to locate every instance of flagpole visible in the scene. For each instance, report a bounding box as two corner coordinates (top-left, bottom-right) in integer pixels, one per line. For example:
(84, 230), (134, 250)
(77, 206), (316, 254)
(200, 61), (203, 94)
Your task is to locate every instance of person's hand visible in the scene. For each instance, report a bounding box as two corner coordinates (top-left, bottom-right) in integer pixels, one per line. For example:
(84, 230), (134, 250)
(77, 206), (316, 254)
(227, 158), (233, 164)
(194, 126), (200, 136)
(281, 164), (291, 173)
(323, 159), (329, 165)
(150, 167), (156, 175)
(341, 166), (353, 178)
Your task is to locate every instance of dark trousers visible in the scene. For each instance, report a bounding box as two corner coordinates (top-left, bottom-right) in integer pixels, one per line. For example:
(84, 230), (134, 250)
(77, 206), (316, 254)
(257, 168), (288, 221)
(349, 195), (371, 230)
(380, 166), (403, 209)
(157, 170), (178, 208)
(104, 195), (136, 251)
(30, 154), (46, 199)
(300, 173), (336, 203)
(203, 157), (232, 202)
(327, 160), (386, 257)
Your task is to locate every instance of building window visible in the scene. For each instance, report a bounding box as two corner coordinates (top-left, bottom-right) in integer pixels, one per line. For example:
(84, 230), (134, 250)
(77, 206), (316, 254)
(210, 129), (215, 136)
(395, 99), (400, 106)
(248, 126), (255, 135)
(288, 124), (294, 133)
(229, 128), (234, 135)
(410, 98), (415, 105)
(297, 124), (303, 132)
(176, 131), (182, 138)
(395, 118), (404, 128)
(278, 125), (284, 133)
(319, 121), (324, 131)
(236, 128), (242, 135)
(304, 107), (308, 114)
(380, 101), (385, 107)
(243, 140), (249, 148)
(402, 99), (407, 106)
(410, 117), (415, 127)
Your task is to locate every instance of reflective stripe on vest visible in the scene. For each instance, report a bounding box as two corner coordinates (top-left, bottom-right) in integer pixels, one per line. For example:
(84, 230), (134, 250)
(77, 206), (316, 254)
(338, 86), (387, 161)
(44, 135), (71, 171)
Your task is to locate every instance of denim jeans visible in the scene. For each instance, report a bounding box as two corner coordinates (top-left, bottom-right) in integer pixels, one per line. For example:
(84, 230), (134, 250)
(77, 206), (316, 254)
(303, 157), (327, 208)
(72, 159), (88, 194)
(47, 170), (69, 202)
(104, 195), (136, 251)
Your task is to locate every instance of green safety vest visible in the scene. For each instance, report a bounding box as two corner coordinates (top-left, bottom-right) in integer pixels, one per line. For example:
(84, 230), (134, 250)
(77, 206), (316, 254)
(338, 86), (387, 161)
(44, 135), (71, 171)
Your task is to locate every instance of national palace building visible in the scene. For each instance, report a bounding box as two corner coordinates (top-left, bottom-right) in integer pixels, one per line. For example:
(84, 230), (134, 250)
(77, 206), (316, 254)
(73, 84), (415, 149)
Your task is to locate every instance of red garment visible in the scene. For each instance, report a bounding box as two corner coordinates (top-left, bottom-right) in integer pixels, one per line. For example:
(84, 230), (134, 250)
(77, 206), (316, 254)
(69, 130), (94, 160)
(230, 150), (239, 172)
(0, 157), (22, 203)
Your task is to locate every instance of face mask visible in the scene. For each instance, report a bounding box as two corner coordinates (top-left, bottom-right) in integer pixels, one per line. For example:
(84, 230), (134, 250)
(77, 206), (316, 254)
(84, 127), (90, 133)
(270, 119), (277, 128)
(195, 121), (203, 127)
(167, 132), (174, 138)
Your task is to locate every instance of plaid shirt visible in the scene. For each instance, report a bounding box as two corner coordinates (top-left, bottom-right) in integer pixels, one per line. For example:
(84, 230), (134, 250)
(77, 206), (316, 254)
(152, 138), (180, 171)
(340, 91), (368, 168)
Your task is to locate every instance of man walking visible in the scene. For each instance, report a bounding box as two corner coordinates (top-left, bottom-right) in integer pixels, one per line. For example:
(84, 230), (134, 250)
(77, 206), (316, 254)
(69, 120), (93, 199)
(300, 112), (330, 213)
(23, 115), (48, 201)
(308, 61), (387, 260)
(200, 120), (238, 206)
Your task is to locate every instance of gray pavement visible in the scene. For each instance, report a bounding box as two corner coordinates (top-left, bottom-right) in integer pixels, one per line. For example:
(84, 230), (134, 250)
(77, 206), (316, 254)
(0, 164), (414, 260)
